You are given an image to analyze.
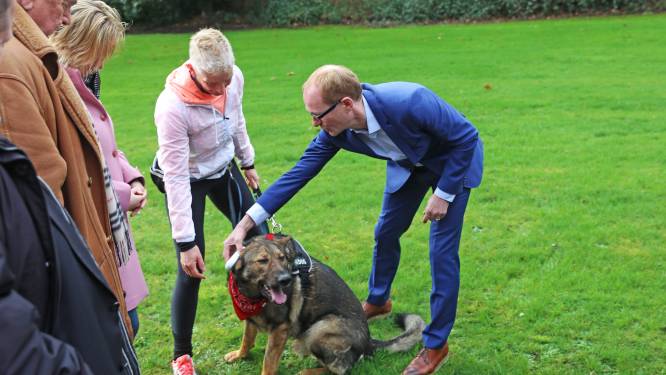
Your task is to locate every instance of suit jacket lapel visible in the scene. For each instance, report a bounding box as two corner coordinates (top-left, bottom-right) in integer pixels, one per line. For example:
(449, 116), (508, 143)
(339, 130), (380, 157)
(362, 87), (420, 164)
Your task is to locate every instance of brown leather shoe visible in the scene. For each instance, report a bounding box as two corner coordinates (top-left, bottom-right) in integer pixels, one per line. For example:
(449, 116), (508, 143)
(402, 343), (449, 375)
(362, 299), (392, 321)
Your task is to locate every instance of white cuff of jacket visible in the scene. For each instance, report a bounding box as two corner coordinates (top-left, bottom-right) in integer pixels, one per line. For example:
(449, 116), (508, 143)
(247, 203), (270, 226)
(434, 188), (455, 203)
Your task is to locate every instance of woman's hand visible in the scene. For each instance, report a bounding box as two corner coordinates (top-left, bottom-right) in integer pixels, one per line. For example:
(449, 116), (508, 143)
(243, 168), (259, 190)
(128, 180), (147, 216)
(180, 245), (206, 279)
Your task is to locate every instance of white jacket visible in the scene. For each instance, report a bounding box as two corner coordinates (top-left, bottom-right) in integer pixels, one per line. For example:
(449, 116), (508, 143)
(155, 65), (255, 243)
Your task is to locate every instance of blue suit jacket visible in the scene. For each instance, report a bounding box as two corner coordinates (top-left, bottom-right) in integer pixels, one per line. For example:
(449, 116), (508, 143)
(257, 82), (484, 214)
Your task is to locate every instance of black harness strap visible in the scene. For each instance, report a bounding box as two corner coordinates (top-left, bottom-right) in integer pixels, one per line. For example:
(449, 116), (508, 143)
(289, 238), (313, 290)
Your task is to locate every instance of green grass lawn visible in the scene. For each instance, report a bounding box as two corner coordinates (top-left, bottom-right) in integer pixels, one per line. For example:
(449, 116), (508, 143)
(102, 14), (666, 374)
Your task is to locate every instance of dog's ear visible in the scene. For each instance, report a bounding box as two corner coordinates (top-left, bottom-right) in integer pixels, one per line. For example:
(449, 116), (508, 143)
(285, 239), (299, 262)
(272, 234), (296, 261)
(273, 234), (292, 248)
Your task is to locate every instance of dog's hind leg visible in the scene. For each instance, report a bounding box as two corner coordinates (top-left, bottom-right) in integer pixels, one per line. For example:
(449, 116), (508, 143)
(224, 321), (258, 362)
(302, 317), (367, 374)
(262, 323), (289, 375)
(310, 343), (358, 375)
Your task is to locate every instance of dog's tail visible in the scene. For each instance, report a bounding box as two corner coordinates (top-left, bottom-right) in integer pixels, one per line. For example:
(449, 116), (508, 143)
(370, 313), (425, 353)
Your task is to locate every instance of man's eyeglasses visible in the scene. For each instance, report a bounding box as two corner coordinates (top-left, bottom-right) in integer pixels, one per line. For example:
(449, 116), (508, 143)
(310, 99), (342, 121)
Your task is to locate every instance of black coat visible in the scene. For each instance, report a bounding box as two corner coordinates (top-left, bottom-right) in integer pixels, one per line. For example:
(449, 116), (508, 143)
(0, 137), (140, 374)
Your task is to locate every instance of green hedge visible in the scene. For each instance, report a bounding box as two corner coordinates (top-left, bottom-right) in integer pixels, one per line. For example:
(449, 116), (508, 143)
(106, 0), (665, 28)
(257, 0), (665, 25)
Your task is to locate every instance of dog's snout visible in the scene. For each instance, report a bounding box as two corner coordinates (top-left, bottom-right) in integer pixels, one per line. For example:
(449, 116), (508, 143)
(278, 272), (292, 287)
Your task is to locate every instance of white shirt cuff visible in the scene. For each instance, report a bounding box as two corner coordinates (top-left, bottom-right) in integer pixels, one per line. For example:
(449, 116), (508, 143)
(247, 203), (270, 225)
(434, 188), (455, 203)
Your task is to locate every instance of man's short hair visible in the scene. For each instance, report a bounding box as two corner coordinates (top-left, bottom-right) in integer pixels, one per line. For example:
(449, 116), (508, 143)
(51, 0), (125, 76)
(189, 28), (234, 79)
(303, 65), (362, 104)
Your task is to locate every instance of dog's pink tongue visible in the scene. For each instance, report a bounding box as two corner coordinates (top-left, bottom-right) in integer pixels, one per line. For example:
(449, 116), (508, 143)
(270, 288), (287, 305)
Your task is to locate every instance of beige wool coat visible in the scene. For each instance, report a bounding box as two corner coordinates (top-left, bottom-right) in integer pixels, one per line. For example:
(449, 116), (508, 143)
(0, 6), (132, 337)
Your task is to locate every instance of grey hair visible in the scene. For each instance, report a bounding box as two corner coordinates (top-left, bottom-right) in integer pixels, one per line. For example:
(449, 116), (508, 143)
(189, 28), (234, 78)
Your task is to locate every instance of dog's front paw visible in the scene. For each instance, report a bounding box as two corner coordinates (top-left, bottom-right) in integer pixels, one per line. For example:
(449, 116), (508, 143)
(224, 350), (246, 363)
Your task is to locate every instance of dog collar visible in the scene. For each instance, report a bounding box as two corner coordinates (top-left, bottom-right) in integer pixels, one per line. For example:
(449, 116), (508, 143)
(228, 273), (267, 320)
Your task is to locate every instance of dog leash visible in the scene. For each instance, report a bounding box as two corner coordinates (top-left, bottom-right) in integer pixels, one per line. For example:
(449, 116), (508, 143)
(252, 187), (283, 234)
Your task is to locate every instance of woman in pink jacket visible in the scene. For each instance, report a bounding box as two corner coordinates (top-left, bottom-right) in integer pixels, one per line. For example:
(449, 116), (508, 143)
(51, 0), (148, 336)
(153, 28), (267, 374)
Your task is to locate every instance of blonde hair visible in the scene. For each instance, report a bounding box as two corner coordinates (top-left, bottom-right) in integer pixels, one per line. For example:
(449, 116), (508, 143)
(303, 65), (362, 104)
(51, 0), (125, 76)
(189, 28), (234, 79)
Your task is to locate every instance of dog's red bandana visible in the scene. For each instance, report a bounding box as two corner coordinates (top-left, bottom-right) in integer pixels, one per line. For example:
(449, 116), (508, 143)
(228, 273), (267, 320)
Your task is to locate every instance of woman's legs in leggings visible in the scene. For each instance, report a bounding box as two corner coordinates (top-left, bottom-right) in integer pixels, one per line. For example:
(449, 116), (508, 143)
(169, 166), (265, 360)
(168, 180), (209, 359)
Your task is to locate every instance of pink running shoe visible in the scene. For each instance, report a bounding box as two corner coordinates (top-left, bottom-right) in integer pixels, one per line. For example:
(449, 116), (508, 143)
(172, 354), (196, 375)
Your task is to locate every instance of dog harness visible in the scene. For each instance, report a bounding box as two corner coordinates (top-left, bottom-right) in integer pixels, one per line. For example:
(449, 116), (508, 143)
(287, 236), (313, 289)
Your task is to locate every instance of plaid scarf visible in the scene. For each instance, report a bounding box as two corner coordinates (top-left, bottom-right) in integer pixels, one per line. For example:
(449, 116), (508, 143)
(84, 71), (101, 99)
(103, 165), (134, 267)
(84, 71), (133, 266)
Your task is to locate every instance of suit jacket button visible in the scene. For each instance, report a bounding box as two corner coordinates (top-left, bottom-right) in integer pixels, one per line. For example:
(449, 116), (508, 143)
(87, 177), (93, 186)
(112, 150), (118, 157)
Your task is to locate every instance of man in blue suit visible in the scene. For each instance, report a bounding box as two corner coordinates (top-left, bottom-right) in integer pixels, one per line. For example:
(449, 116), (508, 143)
(224, 65), (483, 374)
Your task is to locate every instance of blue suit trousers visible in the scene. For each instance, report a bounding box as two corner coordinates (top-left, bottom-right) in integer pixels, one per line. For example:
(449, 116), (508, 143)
(367, 168), (471, 349)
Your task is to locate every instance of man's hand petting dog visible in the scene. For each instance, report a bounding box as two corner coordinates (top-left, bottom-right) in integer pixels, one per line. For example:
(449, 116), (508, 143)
(180, 245), (206, 279)
(223, 214), (256, 260)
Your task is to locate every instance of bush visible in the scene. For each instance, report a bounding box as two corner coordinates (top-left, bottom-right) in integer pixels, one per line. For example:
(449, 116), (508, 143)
(104, 0), (239, 27)
(103, 0), (666, 28)
(256, 0), (665, 25)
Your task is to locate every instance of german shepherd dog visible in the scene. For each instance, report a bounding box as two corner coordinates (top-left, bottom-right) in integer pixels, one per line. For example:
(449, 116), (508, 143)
(224, 234), (425, 374)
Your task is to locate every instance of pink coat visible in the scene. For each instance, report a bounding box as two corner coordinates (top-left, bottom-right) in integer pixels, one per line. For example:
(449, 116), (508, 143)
(67, 67), (149, 311)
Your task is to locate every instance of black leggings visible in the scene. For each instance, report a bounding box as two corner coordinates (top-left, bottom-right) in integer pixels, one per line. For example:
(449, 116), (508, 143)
(166, 163), (265, 359)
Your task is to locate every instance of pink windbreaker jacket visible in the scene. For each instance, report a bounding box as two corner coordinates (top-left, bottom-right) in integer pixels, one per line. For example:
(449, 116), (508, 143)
(154, 64), (255, 243)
